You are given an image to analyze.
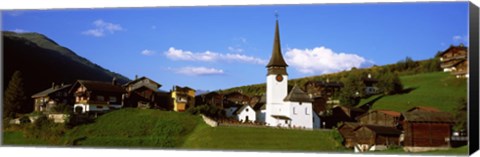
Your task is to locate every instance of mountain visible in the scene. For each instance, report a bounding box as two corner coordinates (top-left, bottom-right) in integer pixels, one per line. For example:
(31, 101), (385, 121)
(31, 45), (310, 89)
(2, 31), (130, 113)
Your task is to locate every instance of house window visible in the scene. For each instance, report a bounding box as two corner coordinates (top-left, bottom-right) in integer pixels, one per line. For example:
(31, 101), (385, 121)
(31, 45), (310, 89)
(299, 102), (303, 105)
(97, 96), (104, 101)
(109, 96), (117, 103)
(285, 120), (288, 124)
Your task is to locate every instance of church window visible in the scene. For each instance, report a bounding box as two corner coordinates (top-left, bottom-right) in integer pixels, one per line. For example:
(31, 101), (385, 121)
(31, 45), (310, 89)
(293, 107), (297, 115)
(299, 102), (303, 105)
(305, 108), (309, 115)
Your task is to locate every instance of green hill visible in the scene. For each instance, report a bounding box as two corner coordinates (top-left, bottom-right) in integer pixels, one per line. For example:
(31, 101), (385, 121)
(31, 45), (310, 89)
(65, 109), (200, 148)
(62, 109), (342, 151)
(359, 72), (467, 112)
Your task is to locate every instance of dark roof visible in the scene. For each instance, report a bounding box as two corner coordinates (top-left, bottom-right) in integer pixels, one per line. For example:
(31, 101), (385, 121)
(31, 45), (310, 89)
(402, 112), (455, 123)
(32, 84), (72, 98)
(439, 45), (468, 56)
(235, 104), (253, 115)
(334, 105), (365, 112)
(72, 80), (126, 93)
(123, 76), (161, 87)
(173, 85), (195, 92)
(284, 85), (313, 102)
(355, 125), (402, 135)
(339, 122), (361, 129)
(266, 20), (288, 67)
(406, 106), (441, 112)
(378, 110), (401, 117)
(271, 115), (291, 120)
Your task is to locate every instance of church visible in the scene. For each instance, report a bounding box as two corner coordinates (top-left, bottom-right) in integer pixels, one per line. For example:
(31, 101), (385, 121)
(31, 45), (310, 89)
(262, 18), (321, 129)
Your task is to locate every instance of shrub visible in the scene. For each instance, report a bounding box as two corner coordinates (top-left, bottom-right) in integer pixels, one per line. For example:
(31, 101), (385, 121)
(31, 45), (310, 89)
(24, 115), (65, 144)
(187, 104), (224, 118)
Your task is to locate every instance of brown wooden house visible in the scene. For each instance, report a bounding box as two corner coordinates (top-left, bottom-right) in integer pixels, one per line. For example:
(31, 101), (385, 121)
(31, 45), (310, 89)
(123, 76), (162, 109)
(195, 91), (223, 109)
(338, 122), (361, 148)
(324, 105), (365, 128)
(401, 111), (455, 152)
(32, 83), (72, 113)
(70, 79), (126, 113)
(304, 80), (343, 98)
(439, 45), (468, 78)
(357, 110), (401, 127)
(354, 125), (401, 151)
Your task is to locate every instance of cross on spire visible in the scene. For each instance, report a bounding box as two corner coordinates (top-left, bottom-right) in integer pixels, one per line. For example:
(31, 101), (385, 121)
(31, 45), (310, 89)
(275, 11), (279, 20)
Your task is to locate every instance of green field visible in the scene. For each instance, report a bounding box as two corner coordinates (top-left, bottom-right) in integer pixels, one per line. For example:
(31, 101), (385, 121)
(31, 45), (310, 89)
(359, 72), (467, 112)
(2, 131), (50, 146)
(64, 109), (201, 148)
(181, 123), (343, 152)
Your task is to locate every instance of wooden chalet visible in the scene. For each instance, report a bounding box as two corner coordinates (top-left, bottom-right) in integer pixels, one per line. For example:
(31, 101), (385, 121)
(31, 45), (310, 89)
(439, 45), (468, 78)
(357, 110), (401, 127)
(354, 124), (402, 152)
(304, 80), (343, 98)
(123, 76), (163, 109)
(31, 83), (72, 113)
(338, 122), (361, 148)
(406, 106), (441, 113)
(171, 86), (195, 112)
(70, 79), (126, 113)
(363, 74), (379, 95)
(195, 91), (223, 109)
(326, 105), (365, 128)
(401, 111), (455, 152)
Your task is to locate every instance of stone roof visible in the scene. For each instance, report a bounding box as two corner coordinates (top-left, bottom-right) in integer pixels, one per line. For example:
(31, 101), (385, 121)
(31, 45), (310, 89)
(73, 80), (126, 93)
(266, 20), (288, 67)
(32, 84), (71, 98)
(402, 112), (455, 123)
(283, 85), (313, 102)
(355, 125), (402, 135)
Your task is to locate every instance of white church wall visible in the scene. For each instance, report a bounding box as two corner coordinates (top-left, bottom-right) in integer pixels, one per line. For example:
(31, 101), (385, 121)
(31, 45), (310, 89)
(287, 101), (313, 129)
(237, 106), (256, 123)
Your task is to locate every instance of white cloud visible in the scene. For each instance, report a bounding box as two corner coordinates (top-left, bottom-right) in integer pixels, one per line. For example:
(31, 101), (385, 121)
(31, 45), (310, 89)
(165, 47), (266, 64)
(82, 19), (124, 37)
(453, 35), (468, 44)
(141, 49), (156, 56)
(227, 46), (244, 53)
(285, 46), (367, 74)
(12, 29), (27, 33)
(172, 67), (224, 76)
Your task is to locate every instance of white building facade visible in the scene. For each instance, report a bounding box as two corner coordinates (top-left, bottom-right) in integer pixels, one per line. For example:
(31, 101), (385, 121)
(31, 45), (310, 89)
(264, 19), (319, 129)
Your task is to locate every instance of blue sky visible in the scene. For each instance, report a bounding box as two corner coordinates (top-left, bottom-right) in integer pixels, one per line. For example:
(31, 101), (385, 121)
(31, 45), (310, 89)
(2, 2), (469, 91)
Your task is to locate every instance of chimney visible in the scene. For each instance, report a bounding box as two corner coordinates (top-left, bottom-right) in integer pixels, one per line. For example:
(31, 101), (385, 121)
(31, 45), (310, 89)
(61, 82), (64, 87)
(135, 75), (138, 80)
(51, 82), (55, 89)
(112, 77), (117, 85)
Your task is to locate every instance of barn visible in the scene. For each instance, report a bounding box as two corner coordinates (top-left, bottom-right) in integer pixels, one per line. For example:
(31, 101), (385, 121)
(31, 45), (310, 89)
(401, 111), (455, 152)
(356, 110), (401, 127)
(337, 122), (361, 148)
(353, 125), (401, 152)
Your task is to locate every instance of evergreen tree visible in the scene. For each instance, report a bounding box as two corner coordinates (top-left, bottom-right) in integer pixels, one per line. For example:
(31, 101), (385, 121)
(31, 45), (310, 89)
(3, 70), (27, 118)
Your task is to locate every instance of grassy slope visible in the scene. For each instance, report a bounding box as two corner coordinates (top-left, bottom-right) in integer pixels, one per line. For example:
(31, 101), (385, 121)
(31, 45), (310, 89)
(65, 109), (201, 148)
(360, 72), (467, 112)
(2, 131), (50, 146)
(181, 123), (343, 152)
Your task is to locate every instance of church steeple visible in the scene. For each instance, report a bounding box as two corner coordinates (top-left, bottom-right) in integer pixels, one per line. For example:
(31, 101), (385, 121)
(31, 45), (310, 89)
(266, 19), (288, 68)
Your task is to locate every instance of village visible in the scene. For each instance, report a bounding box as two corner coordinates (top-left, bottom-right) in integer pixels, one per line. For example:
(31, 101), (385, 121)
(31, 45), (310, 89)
(7, 19), (469, 153)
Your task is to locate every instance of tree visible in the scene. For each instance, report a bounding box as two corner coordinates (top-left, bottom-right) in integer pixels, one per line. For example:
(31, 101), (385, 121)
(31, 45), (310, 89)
(3, 70), (27, 118)
(454, 97), (467, 132)
(377, 70), (403, 95)
(339, 70), (366, 106)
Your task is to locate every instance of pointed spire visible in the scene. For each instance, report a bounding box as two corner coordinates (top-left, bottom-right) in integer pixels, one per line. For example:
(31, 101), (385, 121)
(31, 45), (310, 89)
(266, 17), (288, 68)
